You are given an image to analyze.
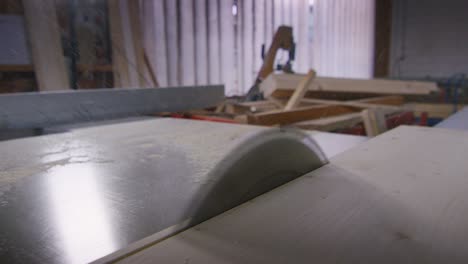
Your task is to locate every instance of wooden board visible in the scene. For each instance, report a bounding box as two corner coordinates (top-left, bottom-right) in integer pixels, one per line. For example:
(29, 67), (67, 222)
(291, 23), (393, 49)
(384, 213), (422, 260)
(245, 105), (358, 126)
(361, 108), (387, 136)
(127, 0), (148, 87)
(293, 112), (363, 131)
(22, 0), (70, 90)
(354, 95), (405, 105)
(405, 103), (465, 119)
(284, 70), (316, 110)
(301, 98), (403, 111)
(113, 126), (468, 264)
(0, 64), (113, 73)
(225, 101), (279, 115)
(260, 73), (440, 98)
(108, 0), (130, 87)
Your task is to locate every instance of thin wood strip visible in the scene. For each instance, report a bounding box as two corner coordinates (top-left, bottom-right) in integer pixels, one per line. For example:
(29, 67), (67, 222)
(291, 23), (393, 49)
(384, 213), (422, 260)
(22, 0), (70, 90)
(127, 0), (148, 87)
(293, 112), (363, 132)
(246, 105), (359, 126)
(261, 73), (439, 98)
(301, 98), (402, 111)
(284, 70), (316, 110)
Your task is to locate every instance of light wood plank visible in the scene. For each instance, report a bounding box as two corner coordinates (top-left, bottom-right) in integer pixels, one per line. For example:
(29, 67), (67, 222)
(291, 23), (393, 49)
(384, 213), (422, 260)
(261, 73), (440, 98)
(127, 0), (148, 87)
(180, 0), (196, 85)
(22, 0), (70, 90)
(301, 97), (404, 111)
(194, 0), (208, 85)
(253, 0), (266, 82)
(108, 0), (131, 87)
(165, 0), (179, 86)
(225, 100), (279, 114)
(284, 70), (316, 110)
(207, 0), (221, 84)
(246, 105), (358, 126)
(243, 0), (255, 90)
(405, 103), (465, 119)
(220, 0), (236, 95)
(361, 108), (387, 137)
(293, 112), (363, 131)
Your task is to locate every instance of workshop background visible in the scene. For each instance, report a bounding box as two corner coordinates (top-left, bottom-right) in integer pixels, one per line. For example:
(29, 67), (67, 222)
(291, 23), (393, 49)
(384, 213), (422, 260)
(2, 1), (468, 263)
(2, 0), (374, 95)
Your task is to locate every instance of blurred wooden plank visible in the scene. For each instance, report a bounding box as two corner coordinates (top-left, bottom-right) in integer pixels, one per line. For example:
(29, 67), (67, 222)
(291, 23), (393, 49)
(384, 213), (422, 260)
(354, 95), (405, 105)
(293, 112), (363, 132)
(108, 0), (130, 87)
(143, 53), (159, 87)
(180, 0), (196, 85)
(0, 0), (23, 15)
(165, 0), (179, 86)
(220, 0), (236, 94)
(22, 0), (70, 90)
(284, 70), (316, 110)
(194, 0), (208, 85)
(261, 73), (440, 98)
(246, 105), (358, 126)
(406, 103), (465, 119)
(373, 0), (392, 77)
(0, 64), (113, 73)
(225, 100), (279, 114)
(207, 0), (221, 84)
(362, 108), (387, 137)
(301, 98), (403, 111)
(127, 0), (148, 87)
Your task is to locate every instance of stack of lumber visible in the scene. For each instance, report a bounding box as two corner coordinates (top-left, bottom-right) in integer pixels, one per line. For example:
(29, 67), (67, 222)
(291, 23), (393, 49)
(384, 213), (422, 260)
(211, 71), (446, 137)
(172, 72), (459, 137)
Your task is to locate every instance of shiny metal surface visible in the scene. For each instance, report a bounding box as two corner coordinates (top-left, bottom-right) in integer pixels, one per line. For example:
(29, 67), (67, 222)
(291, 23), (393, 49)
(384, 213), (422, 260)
(0, 118), (327, 263)
(0, 85), (223, 129)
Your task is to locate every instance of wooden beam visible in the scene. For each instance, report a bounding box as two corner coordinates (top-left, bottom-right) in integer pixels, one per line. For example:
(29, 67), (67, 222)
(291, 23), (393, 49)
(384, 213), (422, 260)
(284, 70), (316, 110)
(225, 101), (279, 115)
(295, 95), (406, 132)
(354, 95), (404, 105)
(127, 0), (147, 87)
(361, 108), (387, 137)
(373, 0), (392, 78)
(260, 74), (439, 98)
(301, 97), (403, 111)
(0, 0), (23, 14)
(405, 103), (465, 119)
(245, 105), (359, 126)
(293, 113), (363, 132)
(144, 52), (159, 87)
(22, 0), (70, 90)
(108, 0), (130, 87)
(0, 64), (113, 73)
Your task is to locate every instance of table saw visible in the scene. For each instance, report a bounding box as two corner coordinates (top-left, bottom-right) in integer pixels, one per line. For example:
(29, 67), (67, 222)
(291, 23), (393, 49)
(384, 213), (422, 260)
(1, 87), (468, 263)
